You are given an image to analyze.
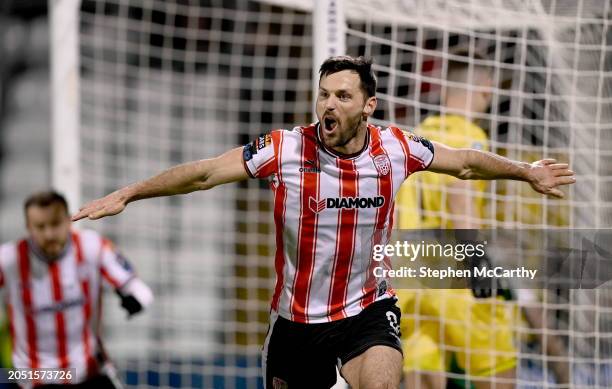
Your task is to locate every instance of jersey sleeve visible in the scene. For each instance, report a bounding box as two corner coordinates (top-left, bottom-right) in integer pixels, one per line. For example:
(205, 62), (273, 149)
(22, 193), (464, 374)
(99, 239), (136, 289)
(242, 131), (280, 179)
(402, 130), (435, 175)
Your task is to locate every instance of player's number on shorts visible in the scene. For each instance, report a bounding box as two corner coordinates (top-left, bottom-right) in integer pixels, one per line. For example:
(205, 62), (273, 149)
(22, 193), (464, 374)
(386, 311), (400, 335)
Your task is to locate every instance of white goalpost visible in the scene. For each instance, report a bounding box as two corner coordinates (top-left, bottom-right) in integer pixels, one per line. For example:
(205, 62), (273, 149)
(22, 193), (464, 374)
(50, 0), (612, 388)
(50, 0), (81, 213)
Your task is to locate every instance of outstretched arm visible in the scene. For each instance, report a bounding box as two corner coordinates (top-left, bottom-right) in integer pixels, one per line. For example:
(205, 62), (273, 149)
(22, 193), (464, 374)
(429, 141), (575, 198)
(73, 146), (248, 221)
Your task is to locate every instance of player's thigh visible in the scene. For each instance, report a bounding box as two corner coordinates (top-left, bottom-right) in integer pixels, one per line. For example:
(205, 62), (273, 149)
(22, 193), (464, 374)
(263, 313), (337, 389)
(341, 345), (402, 389)
(338, 298), (404, 388)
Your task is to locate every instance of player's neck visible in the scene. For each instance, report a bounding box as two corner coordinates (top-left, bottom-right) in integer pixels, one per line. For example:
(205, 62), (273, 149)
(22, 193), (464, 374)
(328, 122), (369, 156)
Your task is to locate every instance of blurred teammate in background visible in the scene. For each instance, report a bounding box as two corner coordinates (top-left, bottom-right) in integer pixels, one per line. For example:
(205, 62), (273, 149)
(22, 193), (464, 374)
(0, 191), (153, 388)
(73, 55), (574, 389)
(395, 53), (517, 388)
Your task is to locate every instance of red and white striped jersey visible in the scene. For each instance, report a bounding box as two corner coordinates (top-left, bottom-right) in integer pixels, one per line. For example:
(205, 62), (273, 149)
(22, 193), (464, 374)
(243, 123), (434, 323)
(0, 229), (137, 385)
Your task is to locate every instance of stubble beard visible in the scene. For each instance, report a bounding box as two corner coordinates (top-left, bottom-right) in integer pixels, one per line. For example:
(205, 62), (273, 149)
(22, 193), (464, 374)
(327, 113), (364, 149)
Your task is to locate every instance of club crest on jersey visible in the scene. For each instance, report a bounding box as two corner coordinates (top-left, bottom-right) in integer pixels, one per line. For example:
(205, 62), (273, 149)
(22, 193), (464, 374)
(373, 154), (391, 176)
(308, 196), (385, 213)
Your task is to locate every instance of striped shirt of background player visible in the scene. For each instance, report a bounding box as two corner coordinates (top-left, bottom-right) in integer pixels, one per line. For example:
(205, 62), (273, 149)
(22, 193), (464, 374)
(0, 229), (135, 384)
(243, 123), (434, 323)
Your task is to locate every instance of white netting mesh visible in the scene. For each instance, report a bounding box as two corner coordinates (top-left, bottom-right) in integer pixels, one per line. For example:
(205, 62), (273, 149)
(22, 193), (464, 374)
(77, 1), (312, 387)
(343, 1), (612, 387)
(54, 0), (612, 387)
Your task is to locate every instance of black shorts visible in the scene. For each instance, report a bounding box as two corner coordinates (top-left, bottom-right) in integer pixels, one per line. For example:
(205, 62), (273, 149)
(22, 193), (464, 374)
(263, 298), (402, 389)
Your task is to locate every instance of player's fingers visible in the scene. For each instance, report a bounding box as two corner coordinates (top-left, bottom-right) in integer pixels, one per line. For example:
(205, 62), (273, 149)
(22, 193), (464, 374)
(89, 210), (106, 220)
(548, 188), (565, 198)
(555, 176), (576, 185)
(554, 169), (575, 177)
(540, 159), (557, 165)
(71, 211), (86, 222)
(549, 163), (569, 170)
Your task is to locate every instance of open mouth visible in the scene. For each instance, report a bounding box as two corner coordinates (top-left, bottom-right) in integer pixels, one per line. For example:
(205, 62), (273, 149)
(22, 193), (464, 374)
(324, 117), (338, 132)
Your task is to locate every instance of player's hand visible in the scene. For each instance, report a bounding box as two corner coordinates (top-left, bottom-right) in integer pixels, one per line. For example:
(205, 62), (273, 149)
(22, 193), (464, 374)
(72, 191), (128, 221)
(527, 159), (575, 198)
(116, 290), (144, 317)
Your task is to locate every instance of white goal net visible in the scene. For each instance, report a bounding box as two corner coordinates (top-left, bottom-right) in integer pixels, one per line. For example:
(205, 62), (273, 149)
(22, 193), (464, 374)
(50, 0), (612, 388)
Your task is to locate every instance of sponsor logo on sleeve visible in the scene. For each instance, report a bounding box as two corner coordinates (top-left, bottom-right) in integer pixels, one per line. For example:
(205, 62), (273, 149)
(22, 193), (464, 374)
(377, 279), (388, 297)
(406, 132), (434, 154)
(422, 137), (434, 153)
(244, 133), (272, 162)
(406, 132), (418, 142)
(257, 133), (272, 150)
(243, 143), (255, 161)
(116, 252), (133, 272)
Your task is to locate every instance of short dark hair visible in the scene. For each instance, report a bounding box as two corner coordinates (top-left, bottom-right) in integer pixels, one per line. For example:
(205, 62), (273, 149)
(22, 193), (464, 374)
(24, 190), (69, 217)
(319, 56), (377, 98)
